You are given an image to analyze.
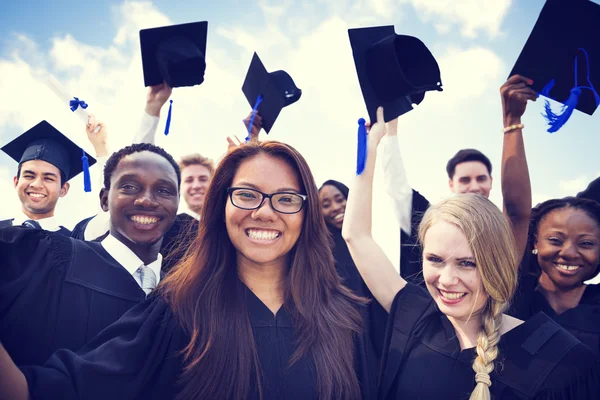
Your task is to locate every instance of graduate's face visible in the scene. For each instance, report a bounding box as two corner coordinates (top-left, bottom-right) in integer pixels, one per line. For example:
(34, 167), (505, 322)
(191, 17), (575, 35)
(318, 185), (346, 230)
(449, 161), (492, 198)
(14, 160), (69, 218)
(535, 207), (600, 289)
(226, 154), (304, 269)
(102, 151), (179, 247)
(422, 221), (488, 321)
(181, 164), (212, 214)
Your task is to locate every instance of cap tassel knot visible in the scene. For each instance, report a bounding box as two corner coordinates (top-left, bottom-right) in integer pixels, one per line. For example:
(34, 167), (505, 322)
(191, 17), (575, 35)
(81, 149), (92, 192)
(164, 99), (173, 135)
(245, 94), (263, 143)
(541, 48), (600, 133)
(356, 118), (367, 175)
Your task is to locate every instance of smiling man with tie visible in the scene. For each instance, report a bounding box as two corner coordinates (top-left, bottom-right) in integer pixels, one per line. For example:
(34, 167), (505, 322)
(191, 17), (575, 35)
(0, 142), (180, 367)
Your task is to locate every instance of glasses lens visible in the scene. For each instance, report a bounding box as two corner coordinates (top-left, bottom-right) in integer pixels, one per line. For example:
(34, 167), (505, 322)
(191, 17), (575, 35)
(231, 189), (262, 209)
(271, 193), (304, 213)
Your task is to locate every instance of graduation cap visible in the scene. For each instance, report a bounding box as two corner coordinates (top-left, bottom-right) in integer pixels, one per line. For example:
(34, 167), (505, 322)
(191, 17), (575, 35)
(140, 21), (208, 136)
(348, 25), (443, 124)
(510, 0), (600, 133)
(1, 120), (97, 191)
(140, 21), (208, 88)
(242, 52), (302, 135)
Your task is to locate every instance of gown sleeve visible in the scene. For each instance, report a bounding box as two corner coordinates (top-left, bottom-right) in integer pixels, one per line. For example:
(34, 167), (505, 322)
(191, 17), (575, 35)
(379, 283), (436, 398)
(21, 296), (185, 400)
(534, 341), (600, 399)
(0, 227), (69, 319)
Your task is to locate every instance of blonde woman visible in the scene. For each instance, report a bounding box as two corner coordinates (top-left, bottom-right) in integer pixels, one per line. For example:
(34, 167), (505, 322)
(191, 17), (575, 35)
(342, 107), (600, 399)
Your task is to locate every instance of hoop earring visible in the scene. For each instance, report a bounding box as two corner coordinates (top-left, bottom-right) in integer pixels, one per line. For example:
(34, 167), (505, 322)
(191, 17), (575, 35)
(532, 249), (538, 255)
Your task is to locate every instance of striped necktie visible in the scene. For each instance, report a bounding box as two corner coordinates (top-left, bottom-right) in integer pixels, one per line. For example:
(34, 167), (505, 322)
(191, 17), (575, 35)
(137, 266), (157, 296)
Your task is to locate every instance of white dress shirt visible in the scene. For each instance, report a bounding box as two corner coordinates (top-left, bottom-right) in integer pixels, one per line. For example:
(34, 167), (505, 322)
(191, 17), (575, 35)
(380, 135), (414, 236)
(12, 212), (61, 232)
(101, 234), (163, 289)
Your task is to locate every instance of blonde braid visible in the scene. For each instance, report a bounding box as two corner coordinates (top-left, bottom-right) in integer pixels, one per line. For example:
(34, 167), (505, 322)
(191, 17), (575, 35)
(469, 302), (505, 400)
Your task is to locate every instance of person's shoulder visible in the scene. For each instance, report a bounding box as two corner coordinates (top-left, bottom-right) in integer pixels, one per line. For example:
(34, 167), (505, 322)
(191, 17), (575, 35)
(496, 312), (597, 397)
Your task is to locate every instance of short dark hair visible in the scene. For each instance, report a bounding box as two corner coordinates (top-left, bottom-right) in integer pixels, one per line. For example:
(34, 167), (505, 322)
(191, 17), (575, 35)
(16, 163), (67, 187)
(446, 149), (492, 179)
(318, 179), (349, 199)
(103, 143), (181, 190)
(577, 177), (600, 203)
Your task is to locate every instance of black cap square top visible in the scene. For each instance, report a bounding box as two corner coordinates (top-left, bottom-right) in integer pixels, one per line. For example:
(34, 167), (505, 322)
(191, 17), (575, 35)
(348, 25), (443, 123)
(1, 120), (96, 182)
(140, 21), (208, 88)
(242, 52), (302, 134)
(510, 0), (600, 115)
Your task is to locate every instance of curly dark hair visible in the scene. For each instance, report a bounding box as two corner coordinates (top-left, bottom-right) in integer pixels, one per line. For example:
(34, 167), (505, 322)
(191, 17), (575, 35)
(523, 196), (600, 277)
(103, 143), (181, 190)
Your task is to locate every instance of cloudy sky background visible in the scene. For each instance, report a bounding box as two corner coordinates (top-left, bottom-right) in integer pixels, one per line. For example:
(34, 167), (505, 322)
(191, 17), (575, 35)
(1, 0), (598, 268)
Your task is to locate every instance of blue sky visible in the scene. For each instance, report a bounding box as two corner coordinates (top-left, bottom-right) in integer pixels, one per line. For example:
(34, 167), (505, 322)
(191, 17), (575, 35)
(0, 0), (598, 266)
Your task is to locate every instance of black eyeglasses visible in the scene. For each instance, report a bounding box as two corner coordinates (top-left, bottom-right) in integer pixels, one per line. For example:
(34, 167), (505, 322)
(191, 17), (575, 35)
(227, 187), (307, 214)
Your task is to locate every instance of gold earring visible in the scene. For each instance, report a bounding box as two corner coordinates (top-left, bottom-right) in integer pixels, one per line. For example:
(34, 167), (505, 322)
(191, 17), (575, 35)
(532, 249), (538, 255)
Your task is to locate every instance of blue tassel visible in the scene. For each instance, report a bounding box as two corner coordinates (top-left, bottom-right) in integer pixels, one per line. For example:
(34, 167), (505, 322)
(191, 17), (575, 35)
(542, 86), (581, 133)
(245, 94), (263, 142)
(164, 100), (173, 135)
(540, 48), (600, 133)
(81, 149), (92, 192)
(356, 118), (367, 175)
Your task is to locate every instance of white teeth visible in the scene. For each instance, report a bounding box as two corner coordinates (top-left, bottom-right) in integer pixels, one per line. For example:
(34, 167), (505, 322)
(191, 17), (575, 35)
(333, 213), (344, 221)
(28, 193), (45, 198)
(439, 290), (467, 300)
(557, 264), (580, 271)
(247, 229), (280, 240)
(131, 215), (159, 225)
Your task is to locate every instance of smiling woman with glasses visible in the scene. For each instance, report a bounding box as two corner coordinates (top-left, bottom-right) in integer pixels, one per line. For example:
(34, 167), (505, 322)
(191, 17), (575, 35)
(0, 141), (374, 400)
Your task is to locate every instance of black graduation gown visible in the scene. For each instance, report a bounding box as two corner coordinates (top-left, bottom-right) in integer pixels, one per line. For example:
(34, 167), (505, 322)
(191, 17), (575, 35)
(380, 283), (600, 399)
(71, 213), (198, 274)
(0, 217), (71, 236)
(509, 274), (600, 356)
(328, 225), (387, 399)
(0, 226), (145, 366)
(399, 189), (429, 284)
(21, 284), (373, 400)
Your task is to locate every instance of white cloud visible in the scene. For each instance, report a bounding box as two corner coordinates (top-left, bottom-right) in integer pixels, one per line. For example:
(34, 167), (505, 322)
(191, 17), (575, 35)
(409, 0), (513, 38)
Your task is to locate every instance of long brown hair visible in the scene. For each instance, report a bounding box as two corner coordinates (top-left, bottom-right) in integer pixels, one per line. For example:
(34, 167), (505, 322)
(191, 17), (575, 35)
(160, 141), (365, 400)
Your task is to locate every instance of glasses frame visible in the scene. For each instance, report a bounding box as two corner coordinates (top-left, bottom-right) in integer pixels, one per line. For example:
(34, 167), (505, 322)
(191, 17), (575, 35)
(227, 187), (307, 214)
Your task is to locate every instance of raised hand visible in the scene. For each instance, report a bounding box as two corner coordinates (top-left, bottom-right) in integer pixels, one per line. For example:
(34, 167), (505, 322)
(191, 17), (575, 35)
(145, 83), (173, 117)
(367, 107), (387, 147)
(86, 114), (109, 157)
(242, 111), (263, 143)
(500, 75), (537, 125)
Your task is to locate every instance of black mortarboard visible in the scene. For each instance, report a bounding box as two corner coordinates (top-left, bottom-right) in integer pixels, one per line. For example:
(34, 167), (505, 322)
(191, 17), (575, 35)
(1, 120), (97, 186)
(242, 52), (302, 134)
(577, 176), (600, 203)
(510, 0), (600, 132)
(140, 21), (208, 88)
(348, 25), (443, 123)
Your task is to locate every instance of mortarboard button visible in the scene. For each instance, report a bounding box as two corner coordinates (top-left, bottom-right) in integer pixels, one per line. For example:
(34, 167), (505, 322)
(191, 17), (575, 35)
(509, 0), (600, 132)
(140, 21), (208, 88)
(242, 52), (302, 134)
(1, 121), (97, 191)
(348, 25), (443, 124)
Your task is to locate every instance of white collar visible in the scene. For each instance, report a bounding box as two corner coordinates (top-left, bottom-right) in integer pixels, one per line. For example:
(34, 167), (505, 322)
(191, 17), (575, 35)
(179, 204), (201, 221)
(12, 212), (60, 232)
(101, 234), (163, 284)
